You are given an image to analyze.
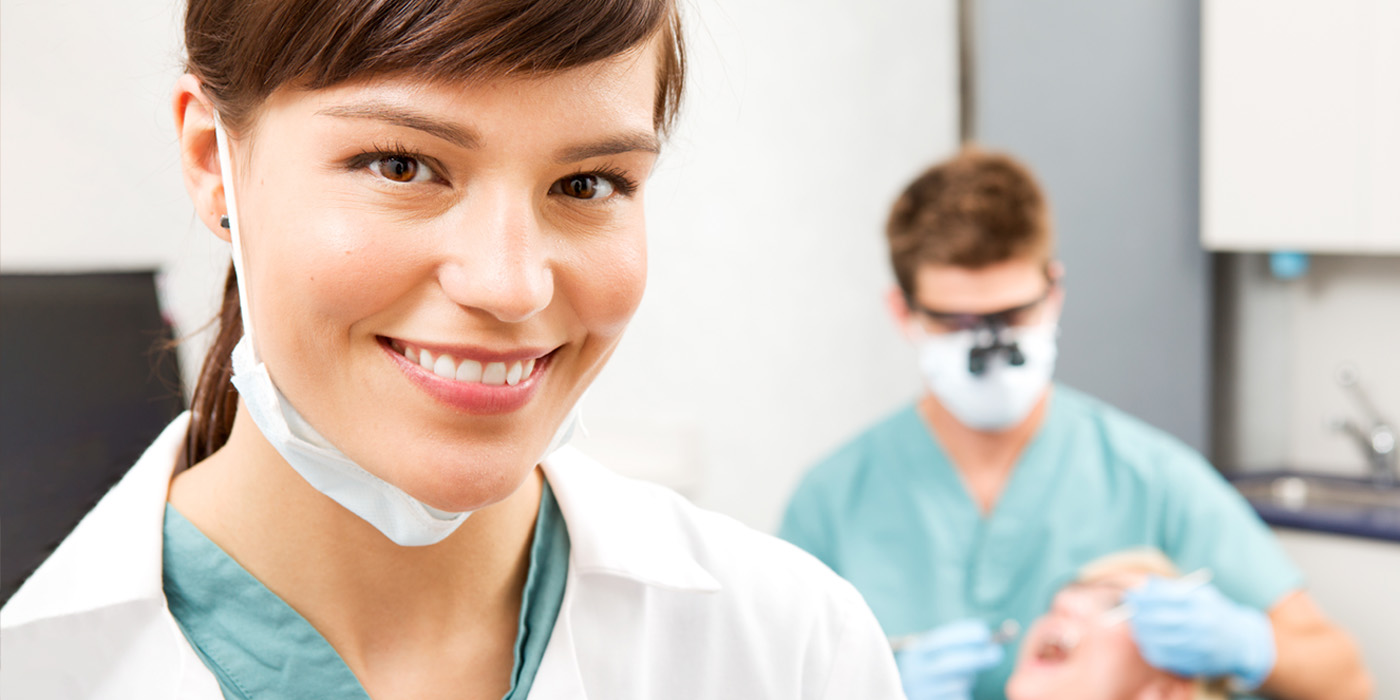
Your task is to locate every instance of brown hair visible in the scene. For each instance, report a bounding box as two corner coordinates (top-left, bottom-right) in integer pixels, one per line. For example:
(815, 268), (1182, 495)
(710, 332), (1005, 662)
(885, 147), (1052, 298)
(179, 0), (685, 469)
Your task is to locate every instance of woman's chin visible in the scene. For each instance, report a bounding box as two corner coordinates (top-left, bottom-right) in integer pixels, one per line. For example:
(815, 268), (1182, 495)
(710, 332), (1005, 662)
(397, 456), (540, 514)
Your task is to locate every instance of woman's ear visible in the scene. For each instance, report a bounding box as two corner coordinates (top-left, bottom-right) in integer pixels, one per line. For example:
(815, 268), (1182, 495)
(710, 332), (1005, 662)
(173, 74), (231, 242)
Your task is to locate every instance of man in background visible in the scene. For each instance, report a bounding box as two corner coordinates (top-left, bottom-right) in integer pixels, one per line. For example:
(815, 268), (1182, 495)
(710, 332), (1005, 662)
(779, 149), (1370, 700)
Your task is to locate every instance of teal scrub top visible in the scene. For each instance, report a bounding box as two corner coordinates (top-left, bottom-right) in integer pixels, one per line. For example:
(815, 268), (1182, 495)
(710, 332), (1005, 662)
(163, 480), (570, 700)
(779, 385), (1302, 700)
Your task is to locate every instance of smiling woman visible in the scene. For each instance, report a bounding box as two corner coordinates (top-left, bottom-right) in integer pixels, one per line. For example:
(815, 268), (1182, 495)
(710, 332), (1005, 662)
(197, 68), (665, 523)
(0, 1), (904, 698)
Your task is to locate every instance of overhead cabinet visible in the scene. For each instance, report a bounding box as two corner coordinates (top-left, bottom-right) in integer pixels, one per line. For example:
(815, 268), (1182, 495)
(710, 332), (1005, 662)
(1202, 0), (1400, 253)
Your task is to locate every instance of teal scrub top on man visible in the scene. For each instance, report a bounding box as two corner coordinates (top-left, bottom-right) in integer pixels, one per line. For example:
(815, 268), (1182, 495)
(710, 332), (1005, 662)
(779, 384), (1303, 700)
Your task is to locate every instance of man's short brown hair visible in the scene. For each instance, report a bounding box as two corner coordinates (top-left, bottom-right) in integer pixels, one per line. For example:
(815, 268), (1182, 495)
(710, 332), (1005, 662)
(886, 148), (1052, 297)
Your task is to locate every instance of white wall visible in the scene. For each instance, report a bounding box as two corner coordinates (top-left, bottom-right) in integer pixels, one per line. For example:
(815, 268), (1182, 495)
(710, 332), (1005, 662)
(0, 0), (960, 533)
(1218, 254), (1400, 476)
(578, 0), (959, 530)
(0, 0), (230, 382)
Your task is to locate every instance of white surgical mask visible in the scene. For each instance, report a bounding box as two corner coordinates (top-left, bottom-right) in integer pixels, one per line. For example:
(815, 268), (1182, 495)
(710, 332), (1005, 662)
(213, 114), (579, 546)
(914, 323), (1058, 432)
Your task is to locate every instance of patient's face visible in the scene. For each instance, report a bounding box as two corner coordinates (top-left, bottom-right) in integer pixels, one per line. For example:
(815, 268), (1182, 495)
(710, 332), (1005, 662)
(1006, 572), (1188, 700)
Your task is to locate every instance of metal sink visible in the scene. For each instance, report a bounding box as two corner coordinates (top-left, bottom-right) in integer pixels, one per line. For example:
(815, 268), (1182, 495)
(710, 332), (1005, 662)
(1234, 475), (1400, 511)
(1229, 472), (1400, 542)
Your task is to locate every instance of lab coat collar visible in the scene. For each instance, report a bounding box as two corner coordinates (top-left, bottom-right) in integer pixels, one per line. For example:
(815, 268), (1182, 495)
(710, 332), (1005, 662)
(2, 415), (722, 631)
(2, 415), (722, 700)
(1, 412), (191, 629)
(541, 445), (722, 593)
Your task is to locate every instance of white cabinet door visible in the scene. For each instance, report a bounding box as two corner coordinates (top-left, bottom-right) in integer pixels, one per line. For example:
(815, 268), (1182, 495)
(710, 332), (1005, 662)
(1273, 529), (1400, 697)
(1202, 0), (1400, 253)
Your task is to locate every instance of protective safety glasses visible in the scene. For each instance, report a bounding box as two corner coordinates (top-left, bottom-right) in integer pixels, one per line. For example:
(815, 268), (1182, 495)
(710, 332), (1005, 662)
(907, 282), (1056, 334)
(907, 281), (1056, 376)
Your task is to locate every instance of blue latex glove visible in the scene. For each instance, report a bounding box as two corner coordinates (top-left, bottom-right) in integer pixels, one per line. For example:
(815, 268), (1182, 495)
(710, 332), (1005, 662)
(895, 619), (1004, 700)
(1123, 576), (1276, 689)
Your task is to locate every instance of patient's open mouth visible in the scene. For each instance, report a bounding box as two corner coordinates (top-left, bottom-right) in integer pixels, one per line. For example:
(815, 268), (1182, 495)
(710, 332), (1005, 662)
(1035, 629), (1079, 663)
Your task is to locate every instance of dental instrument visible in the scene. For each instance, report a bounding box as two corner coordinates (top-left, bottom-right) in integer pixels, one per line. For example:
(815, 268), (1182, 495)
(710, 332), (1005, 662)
(1102, 568), (1213, 627)
(889, 618), (1020, 653)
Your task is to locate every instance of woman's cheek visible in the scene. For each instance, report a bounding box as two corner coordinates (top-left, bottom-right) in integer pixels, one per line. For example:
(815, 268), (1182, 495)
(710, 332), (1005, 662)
(570, 229), (647, 338)
(294, 217), (424, 324)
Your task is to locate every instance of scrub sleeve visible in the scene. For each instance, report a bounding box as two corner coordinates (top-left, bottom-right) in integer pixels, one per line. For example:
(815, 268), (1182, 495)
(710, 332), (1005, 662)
(163, 481), (570, 700)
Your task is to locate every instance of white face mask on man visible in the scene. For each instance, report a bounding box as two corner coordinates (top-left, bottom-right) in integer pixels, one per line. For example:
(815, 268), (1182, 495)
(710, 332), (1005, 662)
(213, 113), (579, 546)
(913, 322), (1058, 432)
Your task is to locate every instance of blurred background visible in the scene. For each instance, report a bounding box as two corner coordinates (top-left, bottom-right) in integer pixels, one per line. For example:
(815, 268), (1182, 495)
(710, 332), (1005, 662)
(2, 0), (1397, 692)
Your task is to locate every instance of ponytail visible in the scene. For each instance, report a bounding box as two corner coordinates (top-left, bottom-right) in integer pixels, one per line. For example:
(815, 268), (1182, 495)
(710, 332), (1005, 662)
(179, 262), (242, 470)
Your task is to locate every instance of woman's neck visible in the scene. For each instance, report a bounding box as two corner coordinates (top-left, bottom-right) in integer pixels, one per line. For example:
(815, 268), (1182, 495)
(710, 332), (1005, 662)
(167, 402), (542, 697)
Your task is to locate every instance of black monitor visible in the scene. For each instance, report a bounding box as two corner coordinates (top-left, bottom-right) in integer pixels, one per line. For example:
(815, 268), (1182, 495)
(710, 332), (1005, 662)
(1, 271), (185, 604)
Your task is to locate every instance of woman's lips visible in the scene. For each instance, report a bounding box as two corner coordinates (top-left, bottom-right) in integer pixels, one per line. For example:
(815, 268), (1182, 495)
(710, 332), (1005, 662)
(380, 336), (553, 415)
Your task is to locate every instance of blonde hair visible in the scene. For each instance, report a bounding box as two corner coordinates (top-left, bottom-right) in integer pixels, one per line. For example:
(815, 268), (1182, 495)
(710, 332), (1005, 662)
(1078, 547), (1179, 582)
(1076, 548), (1230, 700)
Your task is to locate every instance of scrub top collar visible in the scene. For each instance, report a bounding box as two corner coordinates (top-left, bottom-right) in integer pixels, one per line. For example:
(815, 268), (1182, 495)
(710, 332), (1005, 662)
(161, 478), (569, 700)
(904, 388), (1076, 610)
(905, 386), (1068, 522)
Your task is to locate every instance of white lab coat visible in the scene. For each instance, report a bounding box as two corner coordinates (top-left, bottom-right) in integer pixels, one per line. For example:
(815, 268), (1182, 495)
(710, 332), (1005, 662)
(1, 414), (905, 699)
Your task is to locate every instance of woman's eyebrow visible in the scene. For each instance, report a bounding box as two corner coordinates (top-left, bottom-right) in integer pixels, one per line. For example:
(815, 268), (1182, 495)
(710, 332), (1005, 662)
(554, 132), (660, 164)
(316, 102), (481, 149)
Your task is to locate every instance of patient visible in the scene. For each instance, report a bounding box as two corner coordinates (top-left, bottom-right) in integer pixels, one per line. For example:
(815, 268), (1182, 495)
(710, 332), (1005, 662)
(1006, 549), (1230, 700)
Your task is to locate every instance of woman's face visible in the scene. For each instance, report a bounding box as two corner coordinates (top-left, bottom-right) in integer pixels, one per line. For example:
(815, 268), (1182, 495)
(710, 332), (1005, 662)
(1006, 572), (1191, 700)
(222, 45), (661, 512)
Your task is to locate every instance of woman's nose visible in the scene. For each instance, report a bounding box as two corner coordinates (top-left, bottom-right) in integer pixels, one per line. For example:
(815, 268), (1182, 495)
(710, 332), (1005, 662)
(435, 190), (554, 324)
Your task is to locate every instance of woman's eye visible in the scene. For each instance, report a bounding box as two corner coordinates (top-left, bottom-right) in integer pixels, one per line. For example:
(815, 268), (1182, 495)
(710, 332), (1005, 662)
(552, 174), (615, 200)
(368, 155), (435, 184)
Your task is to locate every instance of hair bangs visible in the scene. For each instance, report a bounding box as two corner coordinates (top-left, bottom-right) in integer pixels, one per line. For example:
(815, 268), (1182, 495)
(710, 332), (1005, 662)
(189, 0), (683, 134)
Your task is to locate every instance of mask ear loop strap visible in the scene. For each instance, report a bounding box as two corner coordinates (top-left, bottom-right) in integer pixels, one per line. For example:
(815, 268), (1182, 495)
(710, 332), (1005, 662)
(212, 111), (257, 360)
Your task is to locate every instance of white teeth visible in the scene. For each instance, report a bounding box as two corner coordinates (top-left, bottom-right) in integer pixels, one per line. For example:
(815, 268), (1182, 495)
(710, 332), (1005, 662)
(455, 358), (483, 382)
(433, 354), (456, 379)
(396, 342), (542, 387)
(482, 362), (507, 386)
